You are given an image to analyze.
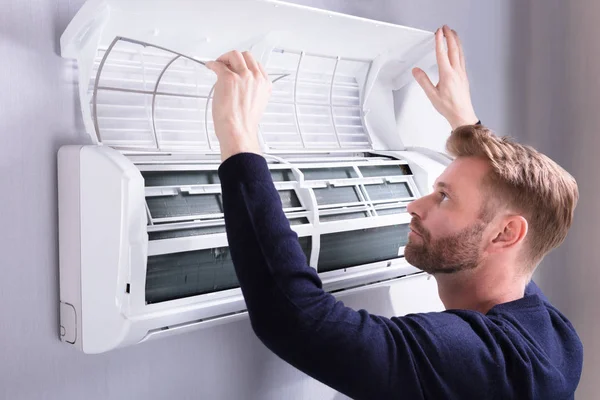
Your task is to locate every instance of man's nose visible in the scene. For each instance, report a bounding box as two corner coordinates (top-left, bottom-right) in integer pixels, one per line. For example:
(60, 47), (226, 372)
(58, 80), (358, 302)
(407, 195), (429, 219)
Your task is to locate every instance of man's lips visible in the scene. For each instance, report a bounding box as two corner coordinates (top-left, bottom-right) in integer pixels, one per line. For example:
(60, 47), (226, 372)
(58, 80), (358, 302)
(409, 225), (423, 237)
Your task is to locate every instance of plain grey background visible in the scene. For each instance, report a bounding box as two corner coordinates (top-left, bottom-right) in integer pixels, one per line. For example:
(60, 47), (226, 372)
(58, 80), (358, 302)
(1, 0), (597, 399)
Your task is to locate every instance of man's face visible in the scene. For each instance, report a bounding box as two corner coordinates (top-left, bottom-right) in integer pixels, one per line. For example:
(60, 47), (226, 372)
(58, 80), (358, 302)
(404, 156), (492, 274)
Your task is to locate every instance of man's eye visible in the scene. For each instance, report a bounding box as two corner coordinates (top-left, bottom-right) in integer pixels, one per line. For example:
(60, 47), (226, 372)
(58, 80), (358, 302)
(439, 191), (449, 201)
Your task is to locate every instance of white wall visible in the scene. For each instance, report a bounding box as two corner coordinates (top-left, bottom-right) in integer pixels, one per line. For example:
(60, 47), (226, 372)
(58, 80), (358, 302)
(4, 0), (595, 399)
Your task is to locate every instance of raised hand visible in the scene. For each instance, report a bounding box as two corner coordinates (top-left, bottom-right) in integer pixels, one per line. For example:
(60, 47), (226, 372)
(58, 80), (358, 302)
(412, 25), (479, 130)
(206, 51), (272, 161)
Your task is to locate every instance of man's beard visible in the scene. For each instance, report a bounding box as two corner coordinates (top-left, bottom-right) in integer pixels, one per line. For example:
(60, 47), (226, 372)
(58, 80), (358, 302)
(404, 218), (486, 274)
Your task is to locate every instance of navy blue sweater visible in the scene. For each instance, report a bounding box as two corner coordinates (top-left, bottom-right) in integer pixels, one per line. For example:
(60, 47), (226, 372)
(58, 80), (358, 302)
(219, 153), (583, 400)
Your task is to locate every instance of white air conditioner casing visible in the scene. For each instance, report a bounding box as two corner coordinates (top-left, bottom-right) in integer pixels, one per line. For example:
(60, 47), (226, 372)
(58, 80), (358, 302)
(58, 0), (451, 353)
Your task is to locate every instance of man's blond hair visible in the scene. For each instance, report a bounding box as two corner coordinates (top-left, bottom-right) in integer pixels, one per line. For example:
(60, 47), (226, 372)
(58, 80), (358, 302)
(447, 125), (579, 268)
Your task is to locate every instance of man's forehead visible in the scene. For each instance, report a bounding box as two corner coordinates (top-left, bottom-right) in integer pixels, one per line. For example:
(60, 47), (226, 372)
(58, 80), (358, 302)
(436, 157), (490, 193)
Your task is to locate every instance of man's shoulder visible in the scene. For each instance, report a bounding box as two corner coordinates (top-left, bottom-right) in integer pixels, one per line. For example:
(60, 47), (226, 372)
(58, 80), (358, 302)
(486, 281), (578, 340)
(396, 283), (582, 368)
(486, 282), (583, 383)
(393, 285), (583, 399)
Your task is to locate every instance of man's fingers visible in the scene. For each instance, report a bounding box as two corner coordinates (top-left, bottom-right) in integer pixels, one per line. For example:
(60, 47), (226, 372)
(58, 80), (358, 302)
(443, 25), (460, 68)
(257, 62), (269, 80)
(412, 67), (437, 100)
(216, 50), (249, 75)
(453, 29), (466, 71)
(205, 60), (234, 79)
(435, 28), (451, 73)
(242, 51), (262, 77)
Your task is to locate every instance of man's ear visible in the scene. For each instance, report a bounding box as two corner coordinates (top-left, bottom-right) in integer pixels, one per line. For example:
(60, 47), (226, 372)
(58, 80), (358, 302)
(488, 215), (528, 253)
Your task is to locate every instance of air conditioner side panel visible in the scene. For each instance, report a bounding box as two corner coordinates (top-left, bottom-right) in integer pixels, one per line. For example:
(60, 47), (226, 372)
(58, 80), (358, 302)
(79, 145), (146, 353)
(58, 146), (84, 349)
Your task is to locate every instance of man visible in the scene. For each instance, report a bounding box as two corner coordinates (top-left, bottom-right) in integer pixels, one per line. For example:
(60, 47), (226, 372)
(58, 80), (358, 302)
(205, 26), (583, 399)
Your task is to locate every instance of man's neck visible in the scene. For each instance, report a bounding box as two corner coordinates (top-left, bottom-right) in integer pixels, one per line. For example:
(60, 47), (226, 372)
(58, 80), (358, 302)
(433, 263), (529, 314)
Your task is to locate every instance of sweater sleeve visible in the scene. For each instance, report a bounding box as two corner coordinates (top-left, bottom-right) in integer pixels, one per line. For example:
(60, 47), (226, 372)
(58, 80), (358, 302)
(218, 153), (537, 400)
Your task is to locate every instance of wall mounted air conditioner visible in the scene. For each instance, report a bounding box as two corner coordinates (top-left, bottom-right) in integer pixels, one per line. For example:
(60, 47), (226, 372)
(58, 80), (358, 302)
(58, 0), (452, 353)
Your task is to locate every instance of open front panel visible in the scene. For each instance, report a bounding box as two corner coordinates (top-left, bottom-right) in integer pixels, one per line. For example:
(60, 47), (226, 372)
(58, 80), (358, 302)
(139, 155), (418, 304)
(91, 38), (372, 153)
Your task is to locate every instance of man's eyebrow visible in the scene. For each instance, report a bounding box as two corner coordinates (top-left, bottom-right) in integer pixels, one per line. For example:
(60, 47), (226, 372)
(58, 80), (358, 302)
(433, 181), (456, 196)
